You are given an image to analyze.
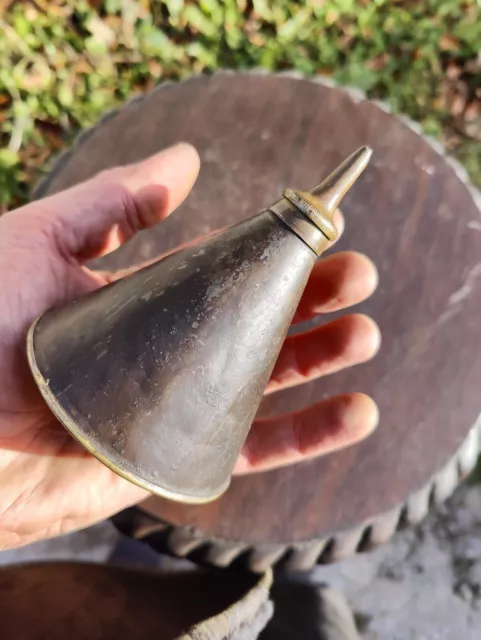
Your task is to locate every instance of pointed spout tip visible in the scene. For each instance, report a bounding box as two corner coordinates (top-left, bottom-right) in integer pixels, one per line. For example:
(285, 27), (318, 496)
(357, 145), (373, 159)
(353, 145), (373, 175)
(309, 145), (373, 215)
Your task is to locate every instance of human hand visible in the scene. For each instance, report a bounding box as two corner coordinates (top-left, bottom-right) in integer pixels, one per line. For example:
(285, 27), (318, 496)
(0, 143), (380, 550)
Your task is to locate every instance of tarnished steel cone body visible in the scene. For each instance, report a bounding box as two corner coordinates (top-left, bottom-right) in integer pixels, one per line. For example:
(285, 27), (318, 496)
(27, 147), (372, 504)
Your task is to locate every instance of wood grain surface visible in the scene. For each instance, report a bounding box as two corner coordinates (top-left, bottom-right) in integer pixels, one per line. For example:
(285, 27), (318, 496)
(0, 562), (270, 639)
(35, 72), (481, 552)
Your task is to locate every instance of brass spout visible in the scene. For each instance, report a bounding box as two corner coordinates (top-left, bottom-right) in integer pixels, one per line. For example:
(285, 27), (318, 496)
(310, 146), (373, 216)
(270, 146), (372, 255)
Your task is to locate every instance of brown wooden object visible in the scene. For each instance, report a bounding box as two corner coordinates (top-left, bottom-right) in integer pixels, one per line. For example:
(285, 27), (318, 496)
(34, 72), (481, 571)
(0, 562), (272, 639)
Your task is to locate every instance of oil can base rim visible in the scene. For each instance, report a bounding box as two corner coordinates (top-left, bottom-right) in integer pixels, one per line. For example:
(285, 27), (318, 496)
(26, 316), (231, 506)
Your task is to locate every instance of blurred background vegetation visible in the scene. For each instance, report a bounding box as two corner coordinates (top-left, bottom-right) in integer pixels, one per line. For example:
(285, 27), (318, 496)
(1, 0), (480, 212)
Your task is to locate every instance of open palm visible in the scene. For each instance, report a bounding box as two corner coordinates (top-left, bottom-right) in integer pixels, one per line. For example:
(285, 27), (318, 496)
(0, 144), (380, 550)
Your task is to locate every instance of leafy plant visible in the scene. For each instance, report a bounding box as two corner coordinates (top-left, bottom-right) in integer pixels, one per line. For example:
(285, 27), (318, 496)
(1, 0), (480, 210)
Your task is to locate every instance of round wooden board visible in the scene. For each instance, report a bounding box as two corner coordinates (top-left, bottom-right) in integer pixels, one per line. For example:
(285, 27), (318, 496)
(35, 71), (481, 571)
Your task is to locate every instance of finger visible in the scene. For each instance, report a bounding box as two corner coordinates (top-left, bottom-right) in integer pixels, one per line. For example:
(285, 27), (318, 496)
(32, 142), (200, 261)
(266, 314), (381, 394)
(235, 392), (378, 474)
(293, 251), (378, 323)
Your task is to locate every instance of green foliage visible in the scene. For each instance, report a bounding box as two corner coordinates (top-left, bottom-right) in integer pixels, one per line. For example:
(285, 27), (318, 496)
(1, 0), (481, 209)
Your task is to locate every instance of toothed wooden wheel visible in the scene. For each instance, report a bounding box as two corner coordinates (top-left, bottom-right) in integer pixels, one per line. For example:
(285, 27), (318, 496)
(34, 71), (481, 572)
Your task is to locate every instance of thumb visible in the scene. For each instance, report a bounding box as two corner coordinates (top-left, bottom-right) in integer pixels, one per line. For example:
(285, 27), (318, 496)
(31, 142), (200, 261)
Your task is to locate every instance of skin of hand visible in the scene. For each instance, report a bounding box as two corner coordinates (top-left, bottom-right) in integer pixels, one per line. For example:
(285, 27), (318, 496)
(0, 143), (380, 551)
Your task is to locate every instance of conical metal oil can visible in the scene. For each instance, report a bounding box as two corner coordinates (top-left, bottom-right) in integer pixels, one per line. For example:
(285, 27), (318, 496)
(27, 147), (372, 504)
